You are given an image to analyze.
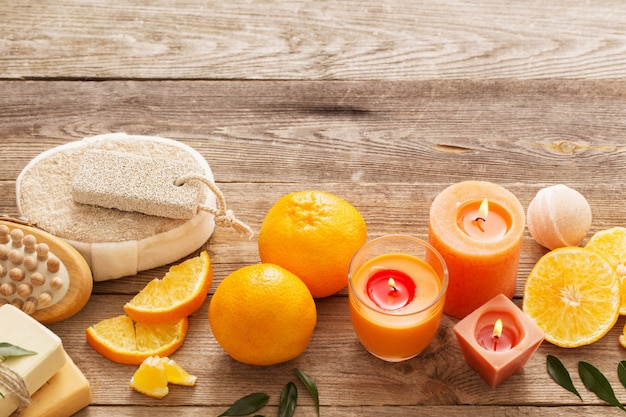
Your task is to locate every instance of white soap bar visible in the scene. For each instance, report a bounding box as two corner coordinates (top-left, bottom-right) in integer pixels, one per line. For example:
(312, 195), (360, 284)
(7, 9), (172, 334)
(0, 304), (66, 417)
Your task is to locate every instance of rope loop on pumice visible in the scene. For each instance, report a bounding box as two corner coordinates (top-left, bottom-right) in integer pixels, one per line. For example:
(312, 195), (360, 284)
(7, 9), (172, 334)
(175, 174), (254, 239)
(0, 360), (30, 413)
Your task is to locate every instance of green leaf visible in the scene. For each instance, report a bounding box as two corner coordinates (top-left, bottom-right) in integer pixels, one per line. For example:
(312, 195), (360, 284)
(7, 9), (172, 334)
(578, 362), (626, 412)
(618, 361), (626, 390)
(546, 354), (582, 401)
(278, 382), (297, 417)
(0, 342), (36, 359)
(295, 368), (320, 416)
(218, 392), (270, 416)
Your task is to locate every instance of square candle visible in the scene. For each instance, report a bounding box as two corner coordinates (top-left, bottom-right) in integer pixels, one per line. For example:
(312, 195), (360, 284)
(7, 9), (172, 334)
(453, 294), (544, 388)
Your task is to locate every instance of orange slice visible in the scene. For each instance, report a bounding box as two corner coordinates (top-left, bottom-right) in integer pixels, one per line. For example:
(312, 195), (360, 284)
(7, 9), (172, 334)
(130, 355), (169, 398)
(585, 227), (626, 315)
(86, 315), (188, 365)
(124, 251), (212, 324)
(523, 246), (620, 348)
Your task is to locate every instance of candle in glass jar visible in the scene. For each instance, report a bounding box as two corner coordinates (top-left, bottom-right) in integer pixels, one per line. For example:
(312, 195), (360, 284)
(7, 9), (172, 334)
(428, 181), (525, 319)
(348, 236), (448, 362)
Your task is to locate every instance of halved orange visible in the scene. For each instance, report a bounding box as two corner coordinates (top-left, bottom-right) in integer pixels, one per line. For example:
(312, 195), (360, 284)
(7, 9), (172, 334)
(86, 315), (188, 365)
(124, 251), (212, 324)
(523, 246), (620, 348)
(585, 227), (626, 315)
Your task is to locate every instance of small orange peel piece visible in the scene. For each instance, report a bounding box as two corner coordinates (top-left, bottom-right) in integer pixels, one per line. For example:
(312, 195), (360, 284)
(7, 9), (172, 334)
(620, 324), (626, 349)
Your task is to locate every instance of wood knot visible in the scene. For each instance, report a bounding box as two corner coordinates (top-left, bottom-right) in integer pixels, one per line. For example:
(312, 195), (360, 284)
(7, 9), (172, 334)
(550, 139), (584, 155)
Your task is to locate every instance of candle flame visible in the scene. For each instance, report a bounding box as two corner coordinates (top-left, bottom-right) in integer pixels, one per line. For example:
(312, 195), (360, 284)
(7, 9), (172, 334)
(478, 198), (489, 220)
(493, 318), (503, 338)
(388, 277), (397, 291)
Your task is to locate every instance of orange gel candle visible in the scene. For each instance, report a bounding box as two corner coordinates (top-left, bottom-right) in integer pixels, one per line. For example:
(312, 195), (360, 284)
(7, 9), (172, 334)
(428, 181), (525, 319)
(348, 236), (448, 362)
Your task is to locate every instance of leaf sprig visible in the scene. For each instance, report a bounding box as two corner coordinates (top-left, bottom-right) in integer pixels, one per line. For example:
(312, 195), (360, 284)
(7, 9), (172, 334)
(547, 354), (626, 413)
(0, 342), (37, 360)
(217, 368), (320, 417)
(0, 342), (37, 399)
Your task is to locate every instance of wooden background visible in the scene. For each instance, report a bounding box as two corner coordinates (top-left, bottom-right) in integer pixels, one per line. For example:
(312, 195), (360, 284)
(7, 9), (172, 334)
(2, 1), (626, 416)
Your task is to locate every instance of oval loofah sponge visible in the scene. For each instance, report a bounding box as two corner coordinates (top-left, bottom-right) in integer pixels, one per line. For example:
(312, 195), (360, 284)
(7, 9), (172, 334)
(526, 184), (592, 250)
(16, 133), (216, 281)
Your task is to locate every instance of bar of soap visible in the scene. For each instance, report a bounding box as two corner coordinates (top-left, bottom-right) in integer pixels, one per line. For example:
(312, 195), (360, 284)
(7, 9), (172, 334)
(21, 353), (91, 417)
(71, 149), (204, 219)
(0, 304), (66, 417)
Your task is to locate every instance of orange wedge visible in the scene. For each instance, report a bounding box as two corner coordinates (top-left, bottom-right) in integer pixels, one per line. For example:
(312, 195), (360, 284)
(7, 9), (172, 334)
(162, 357), (197, 386)
(523, 246), (620, 348)
(86, 315), (188, 365)
(124, 251), (212, 324)
(130, 355), (169, 398)
(585, 227), (626, 315)
(130, 355), (197, 398)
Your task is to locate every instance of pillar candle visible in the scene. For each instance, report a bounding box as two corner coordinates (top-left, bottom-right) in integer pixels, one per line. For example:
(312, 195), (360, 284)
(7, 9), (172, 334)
(428, 181), (525, 318)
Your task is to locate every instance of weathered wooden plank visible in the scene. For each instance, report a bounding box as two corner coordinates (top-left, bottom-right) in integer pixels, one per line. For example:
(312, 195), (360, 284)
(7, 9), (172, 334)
(1, 177), (622, 297)
(48, 294), (626, 409)
(3, 1), (626, 80)
(2, 178), (624, 298)
(3, 79), (626, 414)
(1, 80), (626, 185)
(71, 405), (626, 417)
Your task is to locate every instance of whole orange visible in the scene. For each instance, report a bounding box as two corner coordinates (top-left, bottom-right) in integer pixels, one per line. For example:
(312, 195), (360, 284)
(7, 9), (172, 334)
(258, 190), (367, 298)
(208, 263), (317, 366)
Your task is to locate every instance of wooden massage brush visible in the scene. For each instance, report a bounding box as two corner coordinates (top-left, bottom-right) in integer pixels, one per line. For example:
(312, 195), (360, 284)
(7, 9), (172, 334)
(0, 217), (92, 324)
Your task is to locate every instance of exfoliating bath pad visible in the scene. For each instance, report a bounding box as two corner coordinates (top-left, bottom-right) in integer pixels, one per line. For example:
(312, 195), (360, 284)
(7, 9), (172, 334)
(16, 133), (218, 281)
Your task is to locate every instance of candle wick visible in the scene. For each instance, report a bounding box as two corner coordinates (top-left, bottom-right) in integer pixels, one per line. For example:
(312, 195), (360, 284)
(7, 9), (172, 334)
(492, 334), (499, 351)
(473, 217), (486, 232)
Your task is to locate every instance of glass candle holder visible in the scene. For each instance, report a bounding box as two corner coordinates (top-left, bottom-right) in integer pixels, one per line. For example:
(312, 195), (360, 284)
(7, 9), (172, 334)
(348, 235), (448, 362)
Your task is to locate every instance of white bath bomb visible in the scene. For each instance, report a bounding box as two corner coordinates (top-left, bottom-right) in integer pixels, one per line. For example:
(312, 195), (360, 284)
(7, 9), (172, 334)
(526, 184), (592, 250)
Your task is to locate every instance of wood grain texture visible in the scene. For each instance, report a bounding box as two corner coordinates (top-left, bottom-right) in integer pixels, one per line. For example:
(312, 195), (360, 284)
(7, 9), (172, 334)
(4, 0), (626, 414)
(47, 294), (626, 409)
(1, 79), (626, 184)
(69, 406), (626, 417)
(3, 0), (626, 80)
